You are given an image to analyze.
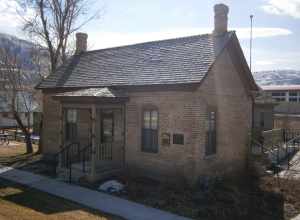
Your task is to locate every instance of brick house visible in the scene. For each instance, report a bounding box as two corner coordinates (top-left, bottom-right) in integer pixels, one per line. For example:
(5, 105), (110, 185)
(36, 4), (258, 184)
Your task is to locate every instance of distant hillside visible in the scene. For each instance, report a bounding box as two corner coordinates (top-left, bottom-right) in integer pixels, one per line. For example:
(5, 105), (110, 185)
(0, 33), (49, 85)
(0, 33), (35, 49)
(253, 70), (300, 86)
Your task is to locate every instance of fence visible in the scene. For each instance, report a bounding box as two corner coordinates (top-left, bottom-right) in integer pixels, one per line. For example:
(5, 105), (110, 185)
(251, 128), (300, 171)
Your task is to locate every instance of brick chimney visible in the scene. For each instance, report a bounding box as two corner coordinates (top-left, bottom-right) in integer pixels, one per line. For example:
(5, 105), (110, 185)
(213, 4), (229, 35)
(75, 32), (88, 54)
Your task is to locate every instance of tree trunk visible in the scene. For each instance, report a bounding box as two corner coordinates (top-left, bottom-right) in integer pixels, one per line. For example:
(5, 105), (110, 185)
(25, 133), (33, 154)
(14, 112), (33, 154)
(37, 114), (43, 154)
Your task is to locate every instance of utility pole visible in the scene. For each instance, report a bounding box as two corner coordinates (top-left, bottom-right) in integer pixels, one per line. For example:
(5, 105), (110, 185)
(250, 15), (254, 72)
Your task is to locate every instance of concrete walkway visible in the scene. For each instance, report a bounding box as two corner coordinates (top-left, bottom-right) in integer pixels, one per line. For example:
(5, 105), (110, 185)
(0, 166), (192, 220)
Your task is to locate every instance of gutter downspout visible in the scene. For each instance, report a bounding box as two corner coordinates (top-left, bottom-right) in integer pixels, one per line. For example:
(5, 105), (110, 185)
(123, 103), (126, 168)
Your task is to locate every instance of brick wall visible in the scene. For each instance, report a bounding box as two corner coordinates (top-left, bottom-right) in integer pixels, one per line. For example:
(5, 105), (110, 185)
(195, 48), (252, 179)
(124, 48), (253, 184)
(125, 89), (200, 183)
(42, 93), (61, 154)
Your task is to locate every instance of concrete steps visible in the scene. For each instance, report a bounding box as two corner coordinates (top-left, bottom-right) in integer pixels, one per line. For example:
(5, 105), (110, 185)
(56, 161), (123, 183)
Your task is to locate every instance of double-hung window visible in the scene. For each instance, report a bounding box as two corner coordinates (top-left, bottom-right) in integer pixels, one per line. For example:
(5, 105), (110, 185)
(142, 108), (158, 153)
(205, 109), (217, 156)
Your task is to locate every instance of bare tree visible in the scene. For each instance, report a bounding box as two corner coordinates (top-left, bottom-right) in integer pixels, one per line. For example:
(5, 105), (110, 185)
(29, 44), (48, 153)
(17, 0), (101, 73)
(0, 44), (45, 153)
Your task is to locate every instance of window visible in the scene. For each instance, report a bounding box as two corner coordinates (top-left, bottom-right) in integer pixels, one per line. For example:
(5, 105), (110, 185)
(272, 92), (285, 96)
(271, 92), (286, 102)
(289, 91), (299, 102)
(65, 109), (77, 142)
(289, 97), (298, 102)
(173, 134), (184, 145)
(205, 110), (217, 156)
(142, 108), (158, 153)
(289, 92), (297, 96)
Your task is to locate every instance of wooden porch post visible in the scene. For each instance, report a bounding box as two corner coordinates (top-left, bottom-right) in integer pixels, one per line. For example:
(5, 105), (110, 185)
(90, 104), (96, 180)
(58, 103), (63, 167)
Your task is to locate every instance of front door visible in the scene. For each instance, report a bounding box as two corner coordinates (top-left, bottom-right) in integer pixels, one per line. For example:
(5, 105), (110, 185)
(65, 109), (78, 143)
(101, 110), (114, 143)
(99, 110), (114, 161)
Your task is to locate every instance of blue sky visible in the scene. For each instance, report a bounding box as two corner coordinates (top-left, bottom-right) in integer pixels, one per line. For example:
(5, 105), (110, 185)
(0, 0), (299, 72)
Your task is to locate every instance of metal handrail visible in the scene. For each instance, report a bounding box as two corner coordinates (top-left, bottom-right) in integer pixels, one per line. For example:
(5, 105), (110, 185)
(250, 129), (300, 174)
(79, 144), (92, 173)
(55, 142), (80, 183)
(285, 135), (300, 169)
(286, 135), (300, 145)
(56, 142), (80, 156)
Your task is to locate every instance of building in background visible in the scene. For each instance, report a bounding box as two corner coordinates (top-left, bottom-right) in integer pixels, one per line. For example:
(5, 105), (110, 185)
(0, 90), (41, 132)
(262, 85), (300, 129)
(253, 90), (276, 132)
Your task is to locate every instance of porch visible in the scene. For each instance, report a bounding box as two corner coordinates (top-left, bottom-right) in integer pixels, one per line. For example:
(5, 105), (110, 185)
(53, 88), (128, 182)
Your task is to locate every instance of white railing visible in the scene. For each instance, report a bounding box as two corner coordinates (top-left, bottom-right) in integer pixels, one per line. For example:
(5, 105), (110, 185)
(96, 143), (113, 161)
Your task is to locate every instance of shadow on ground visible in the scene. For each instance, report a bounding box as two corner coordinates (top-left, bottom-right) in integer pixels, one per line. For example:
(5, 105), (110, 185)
(0, 179), (78, 214)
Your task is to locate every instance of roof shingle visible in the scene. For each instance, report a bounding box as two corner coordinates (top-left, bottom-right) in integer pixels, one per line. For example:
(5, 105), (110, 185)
(37, 32), (234, 89)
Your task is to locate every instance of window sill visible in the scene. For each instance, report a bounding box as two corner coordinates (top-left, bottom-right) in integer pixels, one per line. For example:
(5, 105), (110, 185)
(203, 154), (217, 160)
(141, 150), (158, 154)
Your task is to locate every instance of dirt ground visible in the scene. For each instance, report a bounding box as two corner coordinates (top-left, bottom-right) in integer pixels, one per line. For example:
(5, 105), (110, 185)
(99, 174), (299, 220)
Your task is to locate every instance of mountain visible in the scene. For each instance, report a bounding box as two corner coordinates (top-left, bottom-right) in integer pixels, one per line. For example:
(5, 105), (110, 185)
(253, 70), (300, 86)
(0, 33), (35, 49)
(0, 33), (49, 85)
(0, 33), (37, 69)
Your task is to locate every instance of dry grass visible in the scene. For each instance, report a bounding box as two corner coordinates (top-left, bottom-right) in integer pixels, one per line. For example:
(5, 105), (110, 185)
(0, 142), (124, 220)
(0, 141), (39, 167)
(113, 175), (294, 220)
(0, 179), (123, 220)
(260, 176), (300, 219)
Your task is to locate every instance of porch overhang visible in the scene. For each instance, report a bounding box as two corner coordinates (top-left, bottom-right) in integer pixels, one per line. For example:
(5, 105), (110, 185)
(52, 87), (129, 103)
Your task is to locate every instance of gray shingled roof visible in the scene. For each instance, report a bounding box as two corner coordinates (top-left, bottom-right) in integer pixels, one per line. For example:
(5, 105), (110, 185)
(37, 32), (235, 89)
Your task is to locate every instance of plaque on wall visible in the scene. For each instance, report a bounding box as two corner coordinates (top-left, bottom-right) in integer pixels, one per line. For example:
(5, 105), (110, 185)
(173, 133), (184, 145)
(161, 133), (170, 146)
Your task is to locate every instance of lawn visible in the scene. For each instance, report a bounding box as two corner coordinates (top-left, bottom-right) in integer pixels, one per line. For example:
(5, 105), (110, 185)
(0, 141), (124, 220)
(0, 179), (123, 220)
(0, 141), (39, 167)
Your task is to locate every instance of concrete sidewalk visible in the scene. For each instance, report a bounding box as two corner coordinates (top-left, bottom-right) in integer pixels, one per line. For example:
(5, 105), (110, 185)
(0, 166), (192, 220)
